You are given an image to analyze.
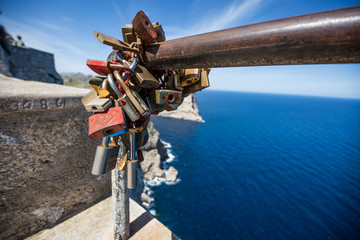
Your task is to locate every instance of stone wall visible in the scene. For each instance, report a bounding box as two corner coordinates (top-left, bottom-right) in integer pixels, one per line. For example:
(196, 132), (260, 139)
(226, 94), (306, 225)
(6, 45), (63, 84)
(0, 29), (63, 84)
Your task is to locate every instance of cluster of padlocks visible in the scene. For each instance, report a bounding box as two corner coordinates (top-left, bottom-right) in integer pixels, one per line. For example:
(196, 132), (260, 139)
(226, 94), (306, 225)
(81, 11), (210, 189)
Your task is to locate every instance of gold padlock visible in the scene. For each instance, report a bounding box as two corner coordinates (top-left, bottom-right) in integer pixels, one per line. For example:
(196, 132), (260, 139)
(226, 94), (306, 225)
(181, 68), (201, 87)
(183, 68), (211, 97)
(166, 72), (183, 91)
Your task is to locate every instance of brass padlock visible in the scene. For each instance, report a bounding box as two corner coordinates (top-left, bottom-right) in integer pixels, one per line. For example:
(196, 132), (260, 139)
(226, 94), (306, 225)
(181, 68), (201, 87)
(116, 52), (160, 89)
(121, 25), (137, 44)
(166, 73), (183, 91)
(152, 22), (166, 42)
(81, 89), (98, 106)
(91, 137), (119, 175)
(182, 68), (211, 97)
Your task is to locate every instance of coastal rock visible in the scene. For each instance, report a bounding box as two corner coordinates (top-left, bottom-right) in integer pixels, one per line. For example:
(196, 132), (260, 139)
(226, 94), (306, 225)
(165, 166), (179, 182)
(141, 149), (165, 180)
(141, 193), (153, 204)
(158, 93), (203, 122)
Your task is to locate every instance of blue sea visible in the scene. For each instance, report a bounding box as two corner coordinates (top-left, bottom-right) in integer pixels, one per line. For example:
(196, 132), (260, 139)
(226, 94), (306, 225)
(149, 90), (360, 240)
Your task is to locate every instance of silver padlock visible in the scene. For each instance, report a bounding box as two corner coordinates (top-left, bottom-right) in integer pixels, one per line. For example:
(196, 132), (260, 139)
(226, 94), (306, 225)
(91, 137), (119, 175)
(126, 132), (138, 189)
(85, 98), (112, 112)
(107, 73), (140, 122)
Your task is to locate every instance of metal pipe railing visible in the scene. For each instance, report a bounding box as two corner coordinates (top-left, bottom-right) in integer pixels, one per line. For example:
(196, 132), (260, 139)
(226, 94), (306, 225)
(142, 6), (360, 70)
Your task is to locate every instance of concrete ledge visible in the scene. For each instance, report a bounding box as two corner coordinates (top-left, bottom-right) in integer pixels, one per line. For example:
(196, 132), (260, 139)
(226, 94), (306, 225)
(0, 74), (89, 112)
(26, 197), (179, 240)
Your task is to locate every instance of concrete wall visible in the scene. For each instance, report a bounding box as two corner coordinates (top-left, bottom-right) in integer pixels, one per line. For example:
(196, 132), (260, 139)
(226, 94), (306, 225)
(0, 74), (108, 240)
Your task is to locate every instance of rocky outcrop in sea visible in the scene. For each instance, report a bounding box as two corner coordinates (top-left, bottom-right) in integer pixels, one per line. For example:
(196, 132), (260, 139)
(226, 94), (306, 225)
(137, 93), (203, 210)
(158, 93), (203, 122)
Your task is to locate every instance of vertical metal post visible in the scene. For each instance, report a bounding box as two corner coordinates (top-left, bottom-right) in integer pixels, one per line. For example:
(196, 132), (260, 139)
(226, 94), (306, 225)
(112, 138), (130, 240)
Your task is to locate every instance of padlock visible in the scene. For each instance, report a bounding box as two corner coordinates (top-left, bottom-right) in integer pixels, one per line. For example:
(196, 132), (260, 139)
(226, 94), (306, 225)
(153, 89), (182, 111)
(117, 94), (141, 122)
(126, 132), (138, 189)
(166, 73), (183, 91)
(106, 101), (129, 137)
(85, 98), (112, 112)
(107, 73), (141, 122)
(128, 116), (150, 133)
(121, 25), (137, 44)
(154, 89), (182, 105)
(93, 31), (139, 52)
(87, 59), (135, 77)
(121, 131), (144, 151)
(89, 107), (127, 139)
(181, 68), (201, 87)
(182, 68), (211, 97)
(113, 71), (150, 116)
(116, 52), (160, 89)
(152, 22), (166, 42)
(132, 10), (157, 46)
(91, 137), (119, 175)
(81, 89), (99, 107)
(126, 159), (138, 189)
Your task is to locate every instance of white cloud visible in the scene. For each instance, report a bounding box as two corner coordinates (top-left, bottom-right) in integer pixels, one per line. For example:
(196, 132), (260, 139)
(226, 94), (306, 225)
(166, 0), (263, 39)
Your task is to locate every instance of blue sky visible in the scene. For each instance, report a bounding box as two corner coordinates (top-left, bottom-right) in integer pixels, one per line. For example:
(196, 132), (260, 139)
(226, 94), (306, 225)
(1, 0), (359, 98)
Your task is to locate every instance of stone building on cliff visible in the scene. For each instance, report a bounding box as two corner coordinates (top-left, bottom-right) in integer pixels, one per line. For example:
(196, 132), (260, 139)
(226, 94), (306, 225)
(0, 26), (63, 84)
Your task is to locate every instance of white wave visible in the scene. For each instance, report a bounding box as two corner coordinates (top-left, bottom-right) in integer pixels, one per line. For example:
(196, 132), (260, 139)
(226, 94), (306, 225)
(166, 152), (175, 163)
(160, 139), (172, 148)
(149, 209), (156, 216)
(145, 177), (166, 187)
(142, 202), (150, 208)
(165, 178), (182, 185)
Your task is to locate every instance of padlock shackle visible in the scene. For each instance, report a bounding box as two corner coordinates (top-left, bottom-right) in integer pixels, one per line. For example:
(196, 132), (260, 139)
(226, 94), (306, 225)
(113, 71), (130, 92)
(107, 73), (123, 98)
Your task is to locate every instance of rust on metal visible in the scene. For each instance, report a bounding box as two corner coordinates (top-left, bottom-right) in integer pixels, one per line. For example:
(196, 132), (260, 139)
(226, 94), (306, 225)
(132, 10), (157, 46)
(94, 31), (138, 52)
(142, 6), (360, 70)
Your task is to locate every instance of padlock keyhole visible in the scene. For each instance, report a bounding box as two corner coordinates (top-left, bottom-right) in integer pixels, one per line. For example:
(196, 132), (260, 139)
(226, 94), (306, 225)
(104, 129), (114, 134)
(166, 93), (176, 104)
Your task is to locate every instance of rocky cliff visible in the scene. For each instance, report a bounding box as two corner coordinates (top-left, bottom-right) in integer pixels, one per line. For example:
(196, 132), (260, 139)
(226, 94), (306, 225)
(158, 93), (203, 122)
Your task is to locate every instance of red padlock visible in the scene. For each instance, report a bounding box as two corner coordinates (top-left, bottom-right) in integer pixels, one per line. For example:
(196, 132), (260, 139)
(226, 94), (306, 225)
(89, 107), (127, 139)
